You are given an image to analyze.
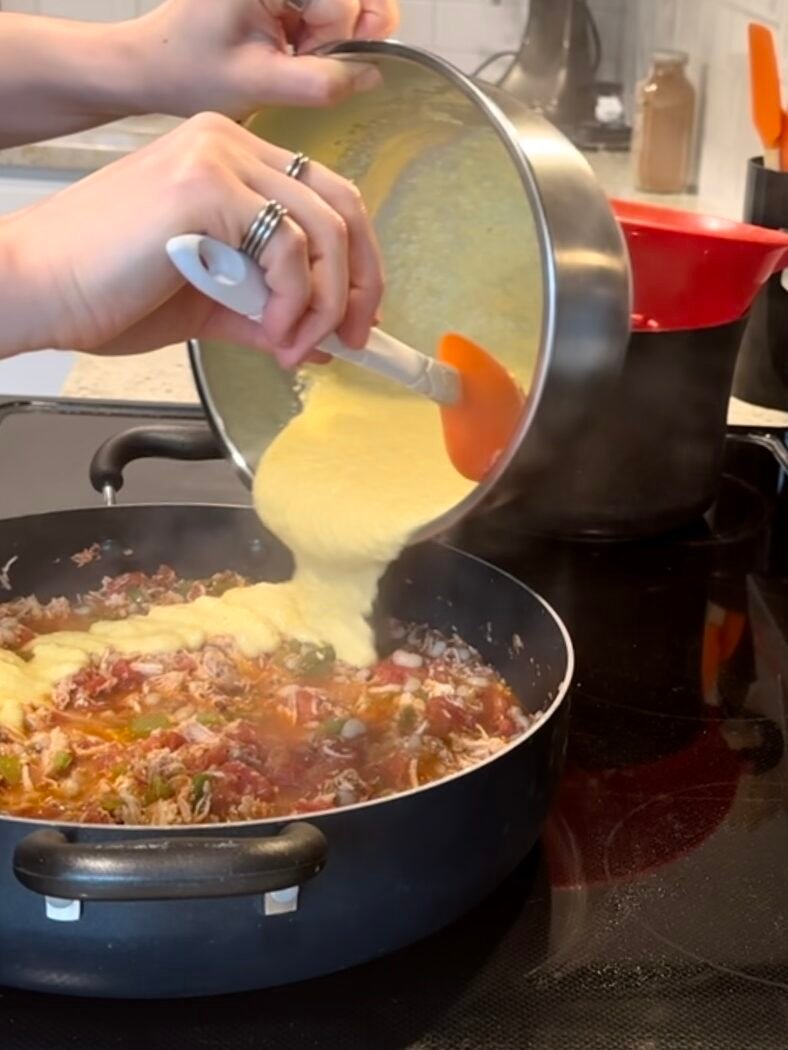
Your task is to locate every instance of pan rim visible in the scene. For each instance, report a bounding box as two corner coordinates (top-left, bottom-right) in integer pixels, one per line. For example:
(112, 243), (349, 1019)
(0, 503), (574, 832)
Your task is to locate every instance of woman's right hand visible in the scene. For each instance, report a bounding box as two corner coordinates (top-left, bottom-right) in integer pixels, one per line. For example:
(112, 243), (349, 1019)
(2, 113), (383, 367)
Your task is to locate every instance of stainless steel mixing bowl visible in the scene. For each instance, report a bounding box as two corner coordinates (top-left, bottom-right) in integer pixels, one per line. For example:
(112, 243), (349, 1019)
(190, 41), (631, 539)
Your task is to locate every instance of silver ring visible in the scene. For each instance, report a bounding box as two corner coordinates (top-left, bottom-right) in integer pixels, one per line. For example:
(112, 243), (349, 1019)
(284, 0), (311, 12)
(240, 201), (288, 263)
(285, 152), (310, 181)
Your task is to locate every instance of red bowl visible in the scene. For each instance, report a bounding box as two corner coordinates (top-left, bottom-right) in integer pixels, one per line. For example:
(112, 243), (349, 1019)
(612, 199), (788, 332)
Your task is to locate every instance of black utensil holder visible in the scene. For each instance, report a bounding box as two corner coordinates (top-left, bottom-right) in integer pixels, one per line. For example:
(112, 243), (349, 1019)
(732, 157), (788, 411)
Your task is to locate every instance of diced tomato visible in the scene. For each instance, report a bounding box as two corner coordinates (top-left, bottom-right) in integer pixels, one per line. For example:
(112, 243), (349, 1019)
(140, 730), (185, 753)
(374, 751), (410, 791)
(373, 661), (410, 686)
(226, 721), (261, 747)
(211, 760), (275, 815)
(182, 742), (230, 772)
(69, 668), (114, 701)
(265, 745), (313, 787)
(481, 686), (513, 735)
(425, 696), (472, 737)
(296, 689), (320, 724)
(108, 659), (143, 691)
(90, 745), (126, 773)
(293, 796), (335, 814)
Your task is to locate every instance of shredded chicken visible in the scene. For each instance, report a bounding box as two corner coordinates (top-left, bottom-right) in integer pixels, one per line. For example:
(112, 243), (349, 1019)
(0, 569), (536, 827)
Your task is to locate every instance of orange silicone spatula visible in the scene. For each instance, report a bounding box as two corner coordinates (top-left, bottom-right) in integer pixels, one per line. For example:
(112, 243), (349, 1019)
(781, 110), (788, 172)
(748, 23), (783, 169)
(438, 332), (525, 482)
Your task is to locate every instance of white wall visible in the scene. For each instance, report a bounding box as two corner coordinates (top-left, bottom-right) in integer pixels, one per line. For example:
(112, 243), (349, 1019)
(0, 0), (637, 84)
(1, 0), (532, 77)
(629, 0), (788, 219)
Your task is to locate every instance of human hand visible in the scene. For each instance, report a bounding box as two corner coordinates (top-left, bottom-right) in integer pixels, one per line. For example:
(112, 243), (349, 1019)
(129, 0), (398, 116)
(3, 113), (383, 367)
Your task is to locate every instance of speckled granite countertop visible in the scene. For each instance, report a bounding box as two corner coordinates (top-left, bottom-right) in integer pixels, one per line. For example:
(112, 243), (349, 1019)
(4, 120), (788, 428)
(61, 343), (199, 402)
(0, 115), (181, 172)
(59, 342), (788, 428)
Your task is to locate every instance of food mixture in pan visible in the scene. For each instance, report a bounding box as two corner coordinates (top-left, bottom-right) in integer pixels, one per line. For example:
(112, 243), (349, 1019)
(0, 284), (531, 823)
(0, 568), (531, 824)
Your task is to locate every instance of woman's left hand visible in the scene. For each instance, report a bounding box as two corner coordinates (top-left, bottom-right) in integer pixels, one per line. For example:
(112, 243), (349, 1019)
(130, 0), (399, 117)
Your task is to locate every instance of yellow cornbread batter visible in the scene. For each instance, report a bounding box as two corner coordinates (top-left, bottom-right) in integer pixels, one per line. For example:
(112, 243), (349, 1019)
(0, 359), (474, 733)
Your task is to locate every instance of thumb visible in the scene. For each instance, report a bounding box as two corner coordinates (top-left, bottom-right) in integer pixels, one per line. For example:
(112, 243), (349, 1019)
(253, 53), (381, 107)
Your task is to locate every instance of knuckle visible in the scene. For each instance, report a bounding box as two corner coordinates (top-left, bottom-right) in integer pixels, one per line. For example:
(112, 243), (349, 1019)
(325, 211), (349, 245)
(323, 291), (347, 328)
(369, 272), (385, 301)
(339, 179), (365, 213)
(185, 158), (224, 199)
(168, 152), (224, 208)
(185, 111), (233, 137)
(279, 220), (309, 260)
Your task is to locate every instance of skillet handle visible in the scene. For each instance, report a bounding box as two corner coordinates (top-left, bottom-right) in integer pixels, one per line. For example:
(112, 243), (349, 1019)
(13, 823), (327, 902)
(89, 423), (222, 503)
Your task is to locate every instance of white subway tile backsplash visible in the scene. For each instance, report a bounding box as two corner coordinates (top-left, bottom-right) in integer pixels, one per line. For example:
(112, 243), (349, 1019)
(634, 0), (787, 217)
(435, 0), (525, 55)
(7, 0), (788, 225)
(396, 0), (435, 48)
(32, 0), (136, 17)
(440, 49), (489, 74)
(1, 0), (144, 15)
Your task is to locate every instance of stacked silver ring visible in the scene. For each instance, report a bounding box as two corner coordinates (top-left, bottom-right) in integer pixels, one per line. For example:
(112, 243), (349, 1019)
(285, 152), (310, 181)
(240, 201), (288, 263)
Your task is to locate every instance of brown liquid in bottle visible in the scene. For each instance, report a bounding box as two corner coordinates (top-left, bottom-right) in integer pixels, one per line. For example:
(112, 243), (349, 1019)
(633, 51), (696, 193)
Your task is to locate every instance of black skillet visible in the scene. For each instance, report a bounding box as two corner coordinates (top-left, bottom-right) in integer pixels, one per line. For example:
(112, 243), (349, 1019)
(0, 423), (572, 998)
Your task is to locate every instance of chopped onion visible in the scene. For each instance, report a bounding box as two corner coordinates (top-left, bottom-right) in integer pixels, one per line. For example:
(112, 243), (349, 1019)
(341, 718), (367, 740)
(392, 650), (423, 669)
(130, 661), (164, 676)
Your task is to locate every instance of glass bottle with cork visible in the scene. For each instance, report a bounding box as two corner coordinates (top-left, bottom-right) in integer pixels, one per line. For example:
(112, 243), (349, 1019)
(633, 50), (696, 193)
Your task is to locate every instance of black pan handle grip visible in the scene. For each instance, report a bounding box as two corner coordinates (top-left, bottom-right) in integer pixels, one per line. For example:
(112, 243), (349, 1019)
(89, 423), (223, 496)
(13, 823), (327, 902)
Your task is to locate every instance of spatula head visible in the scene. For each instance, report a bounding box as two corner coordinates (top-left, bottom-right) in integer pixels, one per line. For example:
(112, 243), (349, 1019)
(438, 332), (525, 482)
(749, 23), (783, 149)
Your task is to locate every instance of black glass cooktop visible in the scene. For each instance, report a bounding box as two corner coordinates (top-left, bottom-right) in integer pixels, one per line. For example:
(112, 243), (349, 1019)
(0, 399), (786, 1050)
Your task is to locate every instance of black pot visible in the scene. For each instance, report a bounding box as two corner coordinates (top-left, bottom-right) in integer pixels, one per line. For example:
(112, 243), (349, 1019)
(0, 495), (572, 998)
(733, 158), (788, 412)
(480, 317), (749, 538)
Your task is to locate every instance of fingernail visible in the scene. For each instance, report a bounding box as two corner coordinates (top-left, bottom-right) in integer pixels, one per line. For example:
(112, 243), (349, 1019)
(274, 349), (298, 371)
(352, 65), (383, 94)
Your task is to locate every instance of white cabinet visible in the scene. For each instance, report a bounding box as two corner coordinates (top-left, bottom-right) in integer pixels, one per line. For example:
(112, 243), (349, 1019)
(0, 167), (78, 396)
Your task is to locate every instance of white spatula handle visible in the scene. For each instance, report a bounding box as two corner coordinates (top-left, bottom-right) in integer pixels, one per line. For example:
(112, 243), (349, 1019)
(166, 234), (460, 405)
